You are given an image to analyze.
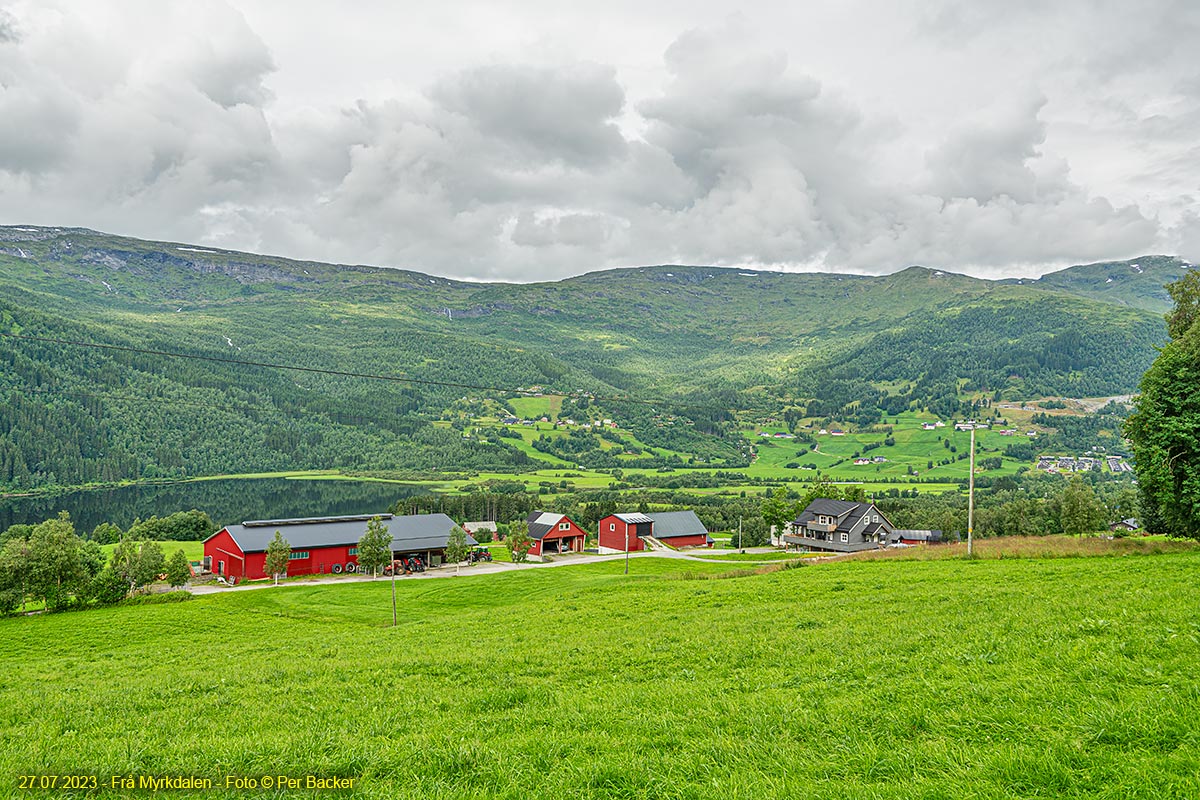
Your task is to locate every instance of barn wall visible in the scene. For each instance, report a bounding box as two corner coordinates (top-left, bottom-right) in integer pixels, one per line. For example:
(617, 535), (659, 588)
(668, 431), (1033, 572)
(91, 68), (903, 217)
(659, 533), (710, 548)
(597, 516), (646, 552)
(203, 529), (246, 580)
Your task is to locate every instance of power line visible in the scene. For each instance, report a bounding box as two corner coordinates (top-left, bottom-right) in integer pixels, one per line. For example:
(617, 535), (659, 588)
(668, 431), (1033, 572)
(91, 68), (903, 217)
(0, 331), (726, 413)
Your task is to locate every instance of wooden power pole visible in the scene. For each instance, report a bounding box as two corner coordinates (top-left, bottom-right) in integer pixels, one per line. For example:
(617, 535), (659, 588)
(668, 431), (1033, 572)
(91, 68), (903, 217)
(968, 426), (975, 557)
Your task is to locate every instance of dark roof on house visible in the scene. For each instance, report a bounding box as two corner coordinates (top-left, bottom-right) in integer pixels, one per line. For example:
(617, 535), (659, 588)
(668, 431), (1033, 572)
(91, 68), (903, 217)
(793, 500), (898, 534)
(794, 499), (869, 528)
(213, 513), (475, 553)
(526, 510), (577, 541)
(646, 510), (708, 538)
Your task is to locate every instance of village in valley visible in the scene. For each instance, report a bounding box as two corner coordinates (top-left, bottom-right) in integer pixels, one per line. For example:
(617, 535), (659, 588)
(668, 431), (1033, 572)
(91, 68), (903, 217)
(192, 395), (1143, 588)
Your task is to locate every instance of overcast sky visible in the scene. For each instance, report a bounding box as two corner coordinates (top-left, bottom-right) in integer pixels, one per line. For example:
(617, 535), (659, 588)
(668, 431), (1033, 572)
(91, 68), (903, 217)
(1, 1), (1197, 281)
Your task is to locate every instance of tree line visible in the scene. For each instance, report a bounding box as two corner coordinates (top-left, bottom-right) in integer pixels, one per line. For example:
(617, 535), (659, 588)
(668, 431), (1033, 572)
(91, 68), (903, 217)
(0, 513), (193, 614)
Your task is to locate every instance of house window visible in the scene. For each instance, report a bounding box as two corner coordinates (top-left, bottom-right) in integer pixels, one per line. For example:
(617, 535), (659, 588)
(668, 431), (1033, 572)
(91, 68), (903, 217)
(609, 523), (616, 531)
(840, 533), (848, 543)
(872, 515), (879, 524)
(559, 522), (571, 531)
(289, 551), (310, 560)
(348, 547), (358, 555)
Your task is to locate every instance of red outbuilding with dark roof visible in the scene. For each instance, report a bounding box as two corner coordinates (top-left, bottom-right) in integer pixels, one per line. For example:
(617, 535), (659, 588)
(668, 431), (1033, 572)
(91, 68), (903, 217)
(525, 511), (587, 556)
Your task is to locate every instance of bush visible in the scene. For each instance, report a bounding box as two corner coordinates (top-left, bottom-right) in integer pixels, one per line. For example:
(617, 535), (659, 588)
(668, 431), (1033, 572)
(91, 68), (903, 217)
(0, 588), (20, 616)
(89, 566), (128, 606)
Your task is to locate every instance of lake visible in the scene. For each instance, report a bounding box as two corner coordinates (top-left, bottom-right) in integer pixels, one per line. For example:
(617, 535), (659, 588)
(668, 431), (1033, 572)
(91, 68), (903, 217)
(0, 478), (429, 533)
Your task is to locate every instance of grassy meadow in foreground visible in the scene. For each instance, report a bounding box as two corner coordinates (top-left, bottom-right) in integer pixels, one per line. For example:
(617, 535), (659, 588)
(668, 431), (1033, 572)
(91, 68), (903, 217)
(0, 553), (1198, 798)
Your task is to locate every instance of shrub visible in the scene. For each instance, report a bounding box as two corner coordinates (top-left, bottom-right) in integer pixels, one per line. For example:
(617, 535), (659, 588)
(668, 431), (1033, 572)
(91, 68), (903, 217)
(89, 566), (128, 605)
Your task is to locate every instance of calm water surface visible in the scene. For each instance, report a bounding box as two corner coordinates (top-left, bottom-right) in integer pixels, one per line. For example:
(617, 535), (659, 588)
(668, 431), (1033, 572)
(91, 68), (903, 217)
(0, 478), (427, 531)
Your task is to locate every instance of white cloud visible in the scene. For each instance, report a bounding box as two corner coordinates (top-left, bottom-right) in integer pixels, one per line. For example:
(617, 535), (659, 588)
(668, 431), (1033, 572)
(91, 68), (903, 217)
(0, 1), (1192, 281)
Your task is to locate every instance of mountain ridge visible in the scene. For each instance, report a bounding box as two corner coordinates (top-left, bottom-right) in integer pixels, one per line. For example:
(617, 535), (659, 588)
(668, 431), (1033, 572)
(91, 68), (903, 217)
(1, 224), (1187, 303)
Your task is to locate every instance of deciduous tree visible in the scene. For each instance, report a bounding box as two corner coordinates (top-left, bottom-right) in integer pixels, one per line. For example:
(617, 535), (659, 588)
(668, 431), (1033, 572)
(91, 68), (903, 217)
(88, 566), (128, 605)
(25, 513), (93, 610)
(166, 548), (192, 588)
(0, 536), (29, 614)
(1060, 474), (1105, 537)
(761, 487), (799, 544)
(1165, 269), (1200, 340)
(1126, 274), (1200, 539)
(357, 517), (393, 578)
(444, 525), (470, 575)
(111, 538), (165, 594)
(89, 522), (122, 545)
(507, 520), (533, 564)
(264, 531), (291, 585)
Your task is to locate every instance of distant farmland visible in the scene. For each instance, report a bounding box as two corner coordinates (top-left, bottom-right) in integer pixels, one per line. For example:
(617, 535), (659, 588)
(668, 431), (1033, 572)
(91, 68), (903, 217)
(1, 551), (1197, 798)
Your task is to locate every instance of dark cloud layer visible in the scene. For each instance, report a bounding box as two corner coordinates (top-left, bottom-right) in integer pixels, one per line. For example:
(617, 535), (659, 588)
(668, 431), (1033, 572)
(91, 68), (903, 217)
(0, 2), (1194, 279)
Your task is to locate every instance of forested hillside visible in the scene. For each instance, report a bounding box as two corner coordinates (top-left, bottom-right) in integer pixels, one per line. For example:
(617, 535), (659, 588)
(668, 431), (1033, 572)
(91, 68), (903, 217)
(0, 226), (1183, 491)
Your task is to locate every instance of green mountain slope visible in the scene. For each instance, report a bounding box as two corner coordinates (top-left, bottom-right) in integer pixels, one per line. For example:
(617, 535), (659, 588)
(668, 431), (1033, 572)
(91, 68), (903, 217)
(1001, 254), (1190, 313)
(0, 226), (1184, 491)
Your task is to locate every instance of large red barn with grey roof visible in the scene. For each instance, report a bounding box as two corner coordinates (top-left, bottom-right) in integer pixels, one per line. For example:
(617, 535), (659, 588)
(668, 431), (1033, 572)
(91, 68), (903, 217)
(203, 513), (474, 581)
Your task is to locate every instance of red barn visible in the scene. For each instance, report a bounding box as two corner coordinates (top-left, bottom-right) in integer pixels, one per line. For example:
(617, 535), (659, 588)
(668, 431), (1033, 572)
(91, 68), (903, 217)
(202, 513), (474, 581)
(597, 510), (713, 553)
(647, 510), (713, 549)
(525, 511), (587, 555)
(597, 512), (654, 553)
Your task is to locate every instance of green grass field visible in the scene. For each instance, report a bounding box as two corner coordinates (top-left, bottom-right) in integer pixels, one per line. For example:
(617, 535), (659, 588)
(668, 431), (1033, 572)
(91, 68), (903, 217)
(1, 549), (1198, 798)
(744, 411), (1031, 483)
(98, 540), (204, 561)
(689, 551), (820, 562)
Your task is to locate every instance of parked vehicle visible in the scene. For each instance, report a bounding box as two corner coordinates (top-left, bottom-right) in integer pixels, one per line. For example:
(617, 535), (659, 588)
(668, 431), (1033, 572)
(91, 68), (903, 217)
(382, 555), (427, 575)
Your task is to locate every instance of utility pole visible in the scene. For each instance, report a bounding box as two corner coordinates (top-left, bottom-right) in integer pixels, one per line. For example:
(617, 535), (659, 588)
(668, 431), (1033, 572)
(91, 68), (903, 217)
(967, 426), (975, 557)
(624, 524), (630, 575)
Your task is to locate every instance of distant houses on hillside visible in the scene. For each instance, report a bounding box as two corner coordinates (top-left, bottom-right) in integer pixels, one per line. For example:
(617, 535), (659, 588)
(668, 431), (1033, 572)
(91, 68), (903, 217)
(1037, 455), (1130, 474)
